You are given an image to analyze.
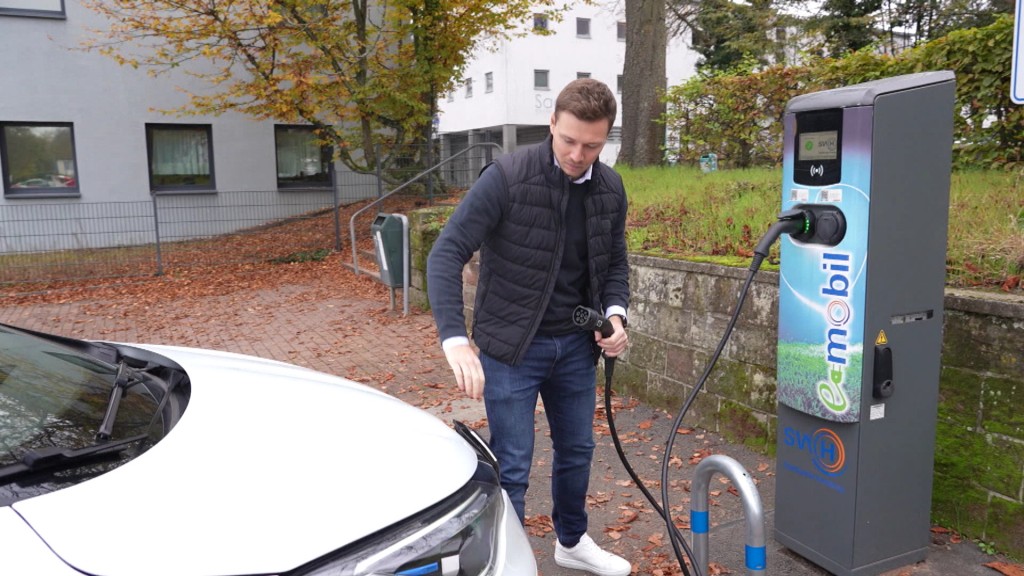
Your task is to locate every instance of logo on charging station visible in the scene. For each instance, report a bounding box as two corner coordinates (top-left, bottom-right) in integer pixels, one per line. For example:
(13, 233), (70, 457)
(818, 251), (852, 416)
(782, 426), (847, 492)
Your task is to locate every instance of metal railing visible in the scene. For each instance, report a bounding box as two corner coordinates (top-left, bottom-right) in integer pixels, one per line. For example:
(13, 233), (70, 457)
(0, 143), (495, 287)
(0, 189), (342, 285)
(348, 142), (503, 276)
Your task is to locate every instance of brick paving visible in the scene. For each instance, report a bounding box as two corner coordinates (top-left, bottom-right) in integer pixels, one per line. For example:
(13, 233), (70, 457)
(0, 278), (450, 399)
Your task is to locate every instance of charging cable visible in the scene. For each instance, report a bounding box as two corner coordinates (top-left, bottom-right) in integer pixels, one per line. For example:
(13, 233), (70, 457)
(575, 207), (817, 576)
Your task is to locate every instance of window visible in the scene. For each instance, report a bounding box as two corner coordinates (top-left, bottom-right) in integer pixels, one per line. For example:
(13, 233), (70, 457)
(485, 72), (494, 93)
(1, 122), (79, 198)
(146, 124), (215, 192)
(577, 72), (591, 79)
(617, 75), (624, 93)
(465, 78), (473, 98)
(275, 126), (332, 189)
(533, 13), (548, 31)
(617, 21), (626, 41)
(576, 18), (590, 37)
(534, 70), (550, 90)
(0, 0), (64, 18)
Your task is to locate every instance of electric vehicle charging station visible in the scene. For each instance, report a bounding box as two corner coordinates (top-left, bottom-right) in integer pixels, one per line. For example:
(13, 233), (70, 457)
(773, 71), (956, 575)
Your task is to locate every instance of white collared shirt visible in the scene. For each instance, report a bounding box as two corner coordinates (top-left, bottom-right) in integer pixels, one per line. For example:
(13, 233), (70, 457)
(554, 155), (593, 184)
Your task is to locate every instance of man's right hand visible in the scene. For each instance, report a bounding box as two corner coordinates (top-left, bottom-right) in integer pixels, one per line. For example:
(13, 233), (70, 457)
(443, 343), (485, 400)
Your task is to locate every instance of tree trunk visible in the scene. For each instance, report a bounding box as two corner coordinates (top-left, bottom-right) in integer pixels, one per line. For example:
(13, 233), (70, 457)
(619, 0), (668, 167)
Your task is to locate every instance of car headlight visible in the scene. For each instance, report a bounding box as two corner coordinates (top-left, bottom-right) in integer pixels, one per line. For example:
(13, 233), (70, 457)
(295, 423), (506, 576)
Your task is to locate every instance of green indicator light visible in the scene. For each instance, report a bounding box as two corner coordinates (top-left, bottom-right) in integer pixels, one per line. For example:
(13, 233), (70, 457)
(803, 218), (811, 233)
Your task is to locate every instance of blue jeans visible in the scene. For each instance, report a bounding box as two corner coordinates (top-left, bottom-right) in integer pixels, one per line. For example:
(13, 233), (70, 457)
(481, 330), (596, 547)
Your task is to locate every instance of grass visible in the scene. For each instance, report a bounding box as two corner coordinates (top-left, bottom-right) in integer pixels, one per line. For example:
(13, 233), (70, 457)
(617, 165), (1024, 291)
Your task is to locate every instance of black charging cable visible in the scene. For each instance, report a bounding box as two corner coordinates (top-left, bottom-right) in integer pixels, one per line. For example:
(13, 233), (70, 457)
(574, 305), (698, 576)
(575, 208), (814, 576)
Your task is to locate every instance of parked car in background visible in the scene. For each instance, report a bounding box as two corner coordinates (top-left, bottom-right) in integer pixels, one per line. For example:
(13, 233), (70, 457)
(10, 177), (55, 188)
(0, 323), (536, 576)
(9, 174), (76, 188)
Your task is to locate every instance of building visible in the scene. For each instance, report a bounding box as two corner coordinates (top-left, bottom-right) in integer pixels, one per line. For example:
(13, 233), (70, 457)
(0, 0), (375, 256)
(435, 2), (700, 171)
(2, 1), (699, 256)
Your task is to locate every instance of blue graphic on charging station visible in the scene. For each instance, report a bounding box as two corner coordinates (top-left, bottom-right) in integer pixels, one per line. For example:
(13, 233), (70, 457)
(777, 107), (872, 423)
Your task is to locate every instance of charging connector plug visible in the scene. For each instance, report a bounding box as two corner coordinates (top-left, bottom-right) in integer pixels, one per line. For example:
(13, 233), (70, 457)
(750, 209), (811, 271)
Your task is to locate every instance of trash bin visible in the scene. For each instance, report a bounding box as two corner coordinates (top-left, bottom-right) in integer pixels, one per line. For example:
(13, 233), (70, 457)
(699, 153), (718, 172)
(371, 213), (405, 287)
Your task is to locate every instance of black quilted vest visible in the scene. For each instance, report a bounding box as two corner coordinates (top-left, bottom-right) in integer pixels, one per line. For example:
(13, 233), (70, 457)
(472, 137), (628, 365)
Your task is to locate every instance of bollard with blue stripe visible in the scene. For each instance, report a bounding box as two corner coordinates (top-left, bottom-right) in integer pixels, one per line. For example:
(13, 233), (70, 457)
(690, 455), (766, 576)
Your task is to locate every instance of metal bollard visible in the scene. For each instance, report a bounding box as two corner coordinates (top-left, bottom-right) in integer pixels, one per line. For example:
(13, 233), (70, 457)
(690, 455), (766, 575)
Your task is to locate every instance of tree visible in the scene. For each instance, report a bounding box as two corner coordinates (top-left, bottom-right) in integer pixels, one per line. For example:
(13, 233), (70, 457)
(669, 0), (793, 72)
(810, 0), (883, 55)
(809, 0), (1013, 55)
(81, 0), (563, 175)
(618, 0), (668, 166)
(878, 0), (1012, 49)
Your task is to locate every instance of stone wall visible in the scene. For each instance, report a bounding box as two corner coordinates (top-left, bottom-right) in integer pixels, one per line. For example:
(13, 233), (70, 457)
(408, 209), (1024, 557)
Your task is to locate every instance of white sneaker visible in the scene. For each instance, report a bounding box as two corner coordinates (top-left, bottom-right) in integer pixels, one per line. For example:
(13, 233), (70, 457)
(554, 533), (632, 576)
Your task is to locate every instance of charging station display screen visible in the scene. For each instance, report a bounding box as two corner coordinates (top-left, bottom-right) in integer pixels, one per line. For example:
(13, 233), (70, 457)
(793, 109), (842, 186)
(798, 131), (839, 161)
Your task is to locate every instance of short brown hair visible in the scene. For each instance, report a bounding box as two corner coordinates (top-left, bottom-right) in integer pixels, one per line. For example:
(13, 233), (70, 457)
(554, 78), (617, 132)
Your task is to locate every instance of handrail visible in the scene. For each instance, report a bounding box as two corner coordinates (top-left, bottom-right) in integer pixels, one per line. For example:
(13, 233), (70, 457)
(348, 142), (505, 275)
(690, 454), (767, 576)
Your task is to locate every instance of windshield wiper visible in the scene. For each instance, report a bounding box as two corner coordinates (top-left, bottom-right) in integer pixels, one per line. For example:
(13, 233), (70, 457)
(0, 434), (147, 484)
(96, 359), (144, 441)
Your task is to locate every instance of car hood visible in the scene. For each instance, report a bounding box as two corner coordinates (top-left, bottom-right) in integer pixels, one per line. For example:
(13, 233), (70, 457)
(10, 344), (477, 576)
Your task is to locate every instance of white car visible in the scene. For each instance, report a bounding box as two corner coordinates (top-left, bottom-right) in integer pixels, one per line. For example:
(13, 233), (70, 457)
(0, 323), (537, 576)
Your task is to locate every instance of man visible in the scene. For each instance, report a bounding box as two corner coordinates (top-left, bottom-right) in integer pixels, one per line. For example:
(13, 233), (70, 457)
(427, 78), (631, 576)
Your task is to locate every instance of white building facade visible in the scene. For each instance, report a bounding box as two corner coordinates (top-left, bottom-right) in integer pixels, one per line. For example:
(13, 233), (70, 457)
(2, 1), (700, 255)
(0, 1), (375, 255)
(435, 2), (700, 167)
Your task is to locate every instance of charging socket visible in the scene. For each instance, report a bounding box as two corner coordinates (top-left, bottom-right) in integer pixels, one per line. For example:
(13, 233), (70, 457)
(790, 204), (847, 246)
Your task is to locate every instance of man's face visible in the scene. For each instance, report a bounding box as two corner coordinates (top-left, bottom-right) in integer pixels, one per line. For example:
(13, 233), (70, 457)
(550, 111), (610, 180)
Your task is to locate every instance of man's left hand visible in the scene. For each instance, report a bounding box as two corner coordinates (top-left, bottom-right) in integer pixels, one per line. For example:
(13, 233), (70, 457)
(595, 315), (628, 357)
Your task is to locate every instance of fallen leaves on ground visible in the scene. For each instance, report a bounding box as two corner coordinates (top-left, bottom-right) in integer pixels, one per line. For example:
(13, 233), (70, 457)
(0, 194), (444, 309)
(525, 514), (554, 538)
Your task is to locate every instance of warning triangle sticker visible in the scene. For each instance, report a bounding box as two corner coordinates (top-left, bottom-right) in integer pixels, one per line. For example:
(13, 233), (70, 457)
(876, 330), (889, 346)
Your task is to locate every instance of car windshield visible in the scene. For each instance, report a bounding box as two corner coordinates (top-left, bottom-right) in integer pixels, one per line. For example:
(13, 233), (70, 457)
(0, 325), (174, 503)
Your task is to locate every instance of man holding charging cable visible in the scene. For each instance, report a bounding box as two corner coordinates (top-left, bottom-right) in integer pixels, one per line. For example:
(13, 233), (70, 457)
(427, 78), (631, 576)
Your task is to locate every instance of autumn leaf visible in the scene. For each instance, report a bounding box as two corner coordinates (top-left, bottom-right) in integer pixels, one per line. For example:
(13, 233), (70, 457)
(619, 509), (640, 523)
(708, 562), (733, 575)
(689, 448), (712, 465)
(524, 514), (554, 538)
(985, 562), (1024, 576)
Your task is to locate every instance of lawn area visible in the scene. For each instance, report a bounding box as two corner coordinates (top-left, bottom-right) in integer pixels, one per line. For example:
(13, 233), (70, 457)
(618, 165), (1024, 292)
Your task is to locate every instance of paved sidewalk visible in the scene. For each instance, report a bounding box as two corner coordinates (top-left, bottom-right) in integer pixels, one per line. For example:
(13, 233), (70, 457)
(0, 264), (1015, 576)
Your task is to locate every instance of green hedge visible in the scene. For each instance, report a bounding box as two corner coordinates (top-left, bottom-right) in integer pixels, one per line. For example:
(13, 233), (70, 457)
(664, 15), (1022, 170)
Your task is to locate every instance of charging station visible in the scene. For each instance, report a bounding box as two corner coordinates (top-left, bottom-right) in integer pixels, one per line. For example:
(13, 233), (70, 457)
(773, 72), (956, 575)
